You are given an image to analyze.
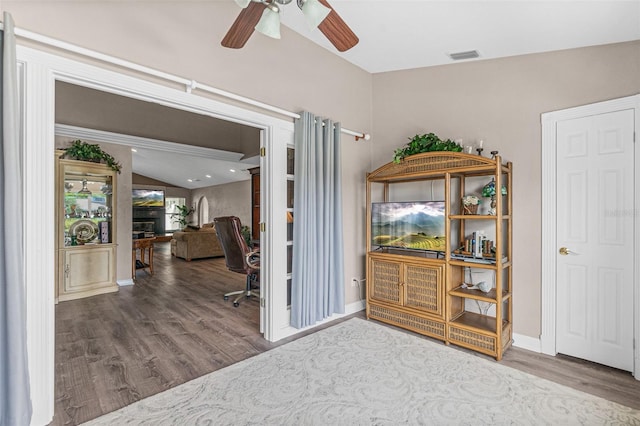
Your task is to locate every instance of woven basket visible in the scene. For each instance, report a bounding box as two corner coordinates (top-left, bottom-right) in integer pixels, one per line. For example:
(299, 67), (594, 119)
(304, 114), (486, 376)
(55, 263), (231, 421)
(462, 204), (479, 215)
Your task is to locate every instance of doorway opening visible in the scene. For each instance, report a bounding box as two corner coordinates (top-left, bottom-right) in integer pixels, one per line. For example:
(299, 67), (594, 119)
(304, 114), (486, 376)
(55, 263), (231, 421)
(19, 45), (294, 424)
(53, 81), (268, 424)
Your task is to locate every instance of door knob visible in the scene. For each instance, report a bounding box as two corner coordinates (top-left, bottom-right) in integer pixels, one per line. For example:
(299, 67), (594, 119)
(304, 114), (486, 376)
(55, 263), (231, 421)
(559, 247), (570, 255)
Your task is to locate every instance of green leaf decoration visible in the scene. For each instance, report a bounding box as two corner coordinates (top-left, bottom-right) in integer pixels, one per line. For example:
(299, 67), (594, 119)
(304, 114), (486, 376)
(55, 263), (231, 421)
(169, 205), (195, 228)
(392, 133), (463, 163)
(61, 140), (122, 173)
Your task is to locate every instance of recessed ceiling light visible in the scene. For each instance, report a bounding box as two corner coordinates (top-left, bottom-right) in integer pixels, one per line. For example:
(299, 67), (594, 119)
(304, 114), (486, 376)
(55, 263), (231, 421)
(131, 148), (137, 152)
(230, 169), (236, 173)
(205, 174), (212, 178)
(187, 179), (193, 182)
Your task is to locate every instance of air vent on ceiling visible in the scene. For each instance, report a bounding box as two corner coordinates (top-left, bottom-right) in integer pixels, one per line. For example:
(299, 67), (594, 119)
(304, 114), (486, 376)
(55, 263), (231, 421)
(448, 50), (480, 61)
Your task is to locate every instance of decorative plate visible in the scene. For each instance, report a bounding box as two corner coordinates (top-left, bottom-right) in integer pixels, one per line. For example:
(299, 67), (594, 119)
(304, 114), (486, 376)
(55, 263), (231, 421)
(70, 220), (99, 244)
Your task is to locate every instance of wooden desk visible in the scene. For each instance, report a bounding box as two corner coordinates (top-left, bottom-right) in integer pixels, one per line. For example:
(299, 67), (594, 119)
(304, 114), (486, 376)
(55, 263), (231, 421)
(132, 237), (156, 280)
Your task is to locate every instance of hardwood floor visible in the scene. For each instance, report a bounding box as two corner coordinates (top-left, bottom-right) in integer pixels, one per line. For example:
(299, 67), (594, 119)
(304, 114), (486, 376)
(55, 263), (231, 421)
(500, 347), (640, 410)
(52, 242), (639, 424)
(53, 242), (274, 425)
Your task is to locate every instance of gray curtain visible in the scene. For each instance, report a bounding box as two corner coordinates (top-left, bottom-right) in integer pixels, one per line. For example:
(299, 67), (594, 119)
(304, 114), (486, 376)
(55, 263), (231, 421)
(0, 12), (32, 425)
(291, 111), (345, 328)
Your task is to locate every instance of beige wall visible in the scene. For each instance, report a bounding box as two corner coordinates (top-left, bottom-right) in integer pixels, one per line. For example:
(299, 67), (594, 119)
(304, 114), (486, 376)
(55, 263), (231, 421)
(16, 3), (639, 334)
(191, 180), (252, 229)
(6, 1), (373, 304)
(372, 41), (640, 338)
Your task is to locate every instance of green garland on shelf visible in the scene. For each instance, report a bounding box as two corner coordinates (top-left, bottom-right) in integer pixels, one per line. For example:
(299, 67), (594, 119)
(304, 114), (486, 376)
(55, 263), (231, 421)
(61, 140), (122, 173)
(393, 133), (463, 163)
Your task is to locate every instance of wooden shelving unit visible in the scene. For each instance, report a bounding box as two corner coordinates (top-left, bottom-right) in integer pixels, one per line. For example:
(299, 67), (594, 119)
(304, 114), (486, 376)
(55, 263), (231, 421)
(366, 152), (513, 360)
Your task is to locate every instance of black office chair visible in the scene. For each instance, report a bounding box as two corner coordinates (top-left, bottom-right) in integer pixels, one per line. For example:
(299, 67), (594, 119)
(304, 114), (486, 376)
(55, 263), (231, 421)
(213, 216), (260, 307)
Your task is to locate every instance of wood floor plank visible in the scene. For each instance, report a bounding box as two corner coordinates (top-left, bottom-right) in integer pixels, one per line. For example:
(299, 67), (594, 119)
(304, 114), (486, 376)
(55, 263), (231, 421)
(50, 242), (640, 425)
(51, 242), (274, 425)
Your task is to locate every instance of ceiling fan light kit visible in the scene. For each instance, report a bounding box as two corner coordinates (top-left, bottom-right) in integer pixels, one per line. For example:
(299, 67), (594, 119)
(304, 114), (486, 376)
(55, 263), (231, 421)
(222, 0), (359, 52)
(255, 3), (282, 39)
(298, 0), (331, 29)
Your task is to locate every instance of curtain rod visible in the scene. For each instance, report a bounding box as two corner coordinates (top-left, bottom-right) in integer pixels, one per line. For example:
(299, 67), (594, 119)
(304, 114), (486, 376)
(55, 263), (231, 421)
(11, 26), (371, 141)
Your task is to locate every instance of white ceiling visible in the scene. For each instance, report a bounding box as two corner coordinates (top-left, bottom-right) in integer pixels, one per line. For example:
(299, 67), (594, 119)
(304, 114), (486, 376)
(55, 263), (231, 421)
(132, 146), (259, 189)
(280, 0), (640, 73)
(55, 123), (261, 190)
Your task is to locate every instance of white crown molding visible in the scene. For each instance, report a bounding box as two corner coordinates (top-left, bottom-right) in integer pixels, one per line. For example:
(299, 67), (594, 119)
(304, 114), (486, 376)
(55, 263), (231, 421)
(55, 123), (245, 162)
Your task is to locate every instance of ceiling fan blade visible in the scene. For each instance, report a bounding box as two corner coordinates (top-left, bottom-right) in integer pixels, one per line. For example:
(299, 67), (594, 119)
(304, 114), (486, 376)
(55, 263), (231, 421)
(316, 0), (359, 52)
(221, 2), (266, 49)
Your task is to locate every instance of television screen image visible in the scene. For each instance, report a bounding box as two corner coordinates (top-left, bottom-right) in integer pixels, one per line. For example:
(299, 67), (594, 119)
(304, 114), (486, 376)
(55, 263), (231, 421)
(371, 201), (446, 252)
(132, 189), (165, 207)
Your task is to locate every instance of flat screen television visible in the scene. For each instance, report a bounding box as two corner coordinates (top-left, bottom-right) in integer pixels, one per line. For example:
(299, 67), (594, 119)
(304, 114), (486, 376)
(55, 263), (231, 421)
(132, 189), (165, 207)
(371, 201), (446, 252)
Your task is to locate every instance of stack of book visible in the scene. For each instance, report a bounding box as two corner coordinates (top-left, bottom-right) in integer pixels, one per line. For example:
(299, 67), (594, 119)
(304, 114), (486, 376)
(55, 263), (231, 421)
(455, 232), (493, 257)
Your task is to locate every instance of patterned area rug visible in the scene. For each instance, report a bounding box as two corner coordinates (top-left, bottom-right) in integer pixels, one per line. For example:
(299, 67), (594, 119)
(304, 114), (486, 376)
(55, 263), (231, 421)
(85, 318), (640, 425)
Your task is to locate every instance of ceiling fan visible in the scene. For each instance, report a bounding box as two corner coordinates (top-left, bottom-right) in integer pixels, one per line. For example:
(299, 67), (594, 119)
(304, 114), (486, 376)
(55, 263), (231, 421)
(221, 0), (359, 52)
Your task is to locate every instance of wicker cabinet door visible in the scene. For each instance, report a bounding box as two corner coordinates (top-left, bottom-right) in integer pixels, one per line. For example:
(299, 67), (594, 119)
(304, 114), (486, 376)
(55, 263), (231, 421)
(370, 258), (402, 305)
(403, 263), (443, 316)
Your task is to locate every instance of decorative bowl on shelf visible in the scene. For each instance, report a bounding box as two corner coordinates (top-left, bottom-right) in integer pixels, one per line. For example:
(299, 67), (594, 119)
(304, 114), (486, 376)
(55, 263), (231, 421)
(69, 219), (99, 244)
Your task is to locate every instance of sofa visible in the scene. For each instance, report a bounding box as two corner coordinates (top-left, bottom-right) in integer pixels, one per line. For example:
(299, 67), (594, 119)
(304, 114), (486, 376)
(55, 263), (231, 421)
(170, 223), (225, 261)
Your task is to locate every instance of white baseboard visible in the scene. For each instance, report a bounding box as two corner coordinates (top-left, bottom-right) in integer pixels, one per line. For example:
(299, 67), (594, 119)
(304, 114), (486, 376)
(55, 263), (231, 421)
(512, 332), (541, 353)
(271, 300), (366, 341)
(117, 279), (134, 286)
(345, 300), (365, 315)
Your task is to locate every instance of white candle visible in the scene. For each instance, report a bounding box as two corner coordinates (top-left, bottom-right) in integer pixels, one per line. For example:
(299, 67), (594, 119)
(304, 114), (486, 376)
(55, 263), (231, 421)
(478, 140), (484, 148)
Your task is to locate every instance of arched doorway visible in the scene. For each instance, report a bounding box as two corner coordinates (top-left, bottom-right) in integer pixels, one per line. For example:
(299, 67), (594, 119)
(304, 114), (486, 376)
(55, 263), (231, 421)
(197, 195), (209, 225)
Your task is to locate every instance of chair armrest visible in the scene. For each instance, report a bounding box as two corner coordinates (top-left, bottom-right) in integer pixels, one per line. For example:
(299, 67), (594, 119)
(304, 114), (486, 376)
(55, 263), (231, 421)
(172, 232), (190, 242)
(246, 250), (260, 269)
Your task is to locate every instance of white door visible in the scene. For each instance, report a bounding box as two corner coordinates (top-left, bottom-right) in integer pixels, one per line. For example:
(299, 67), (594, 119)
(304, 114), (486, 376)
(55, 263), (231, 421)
(556, 109), (635, 371)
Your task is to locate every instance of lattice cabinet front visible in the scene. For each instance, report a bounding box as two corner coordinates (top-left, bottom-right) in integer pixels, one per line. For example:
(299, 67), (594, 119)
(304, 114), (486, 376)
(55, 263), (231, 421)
(403, 262), (443, 316)
(367, 253), (446, 341)
(369, 257), (402, 305)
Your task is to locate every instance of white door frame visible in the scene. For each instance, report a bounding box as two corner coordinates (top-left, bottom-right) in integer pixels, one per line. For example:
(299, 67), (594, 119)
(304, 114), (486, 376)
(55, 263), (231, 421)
(17, 45), (294, 425)
(541, 94), (640, 380)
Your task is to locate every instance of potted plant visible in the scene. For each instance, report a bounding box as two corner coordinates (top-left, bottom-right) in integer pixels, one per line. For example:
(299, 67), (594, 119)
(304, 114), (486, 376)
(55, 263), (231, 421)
(393, 133), (463, 163)
(462, 195), (481, 215)
(170, 205), (195, 228)
(241, 225), (252, 247)
(61, 140), (122, 173)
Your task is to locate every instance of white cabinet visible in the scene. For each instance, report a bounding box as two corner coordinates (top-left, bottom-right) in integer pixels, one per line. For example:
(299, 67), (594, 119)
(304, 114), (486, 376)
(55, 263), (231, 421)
(58, 246), (116, 301)
(56, 152), (118, 302)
